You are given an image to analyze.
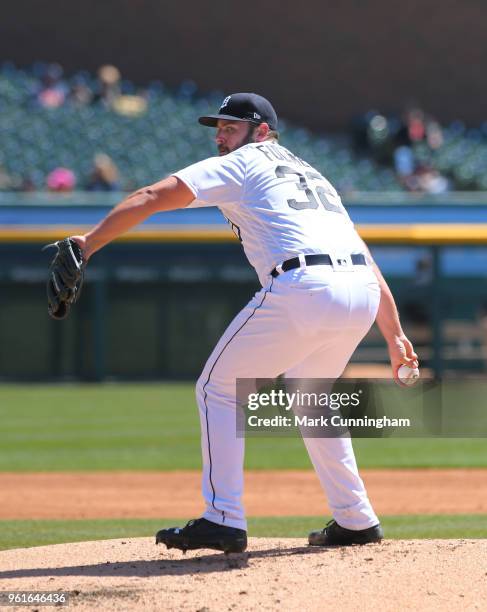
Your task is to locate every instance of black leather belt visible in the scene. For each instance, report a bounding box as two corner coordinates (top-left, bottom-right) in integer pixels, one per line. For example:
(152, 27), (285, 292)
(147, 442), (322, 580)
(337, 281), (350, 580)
(270, 253), (367, 277)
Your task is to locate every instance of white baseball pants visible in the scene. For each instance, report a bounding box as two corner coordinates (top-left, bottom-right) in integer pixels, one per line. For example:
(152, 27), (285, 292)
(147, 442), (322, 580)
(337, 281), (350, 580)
(195, 263), (381, 531)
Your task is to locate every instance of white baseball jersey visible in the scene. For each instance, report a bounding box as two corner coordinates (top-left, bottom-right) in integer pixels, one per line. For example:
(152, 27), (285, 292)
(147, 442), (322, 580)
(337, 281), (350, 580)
(174, 142), (364, 286)
(172, 140), (380, 533)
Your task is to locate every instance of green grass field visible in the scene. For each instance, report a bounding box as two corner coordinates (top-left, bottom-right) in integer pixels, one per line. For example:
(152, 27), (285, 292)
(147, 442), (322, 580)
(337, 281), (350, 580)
(0, 515), (486, 551)
(1, 384), (485, 550)
(1, 383), (486, 470)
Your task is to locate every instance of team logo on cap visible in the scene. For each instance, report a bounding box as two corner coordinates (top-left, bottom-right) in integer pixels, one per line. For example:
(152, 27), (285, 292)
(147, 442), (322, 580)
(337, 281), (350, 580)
(220, 96), (231, 110)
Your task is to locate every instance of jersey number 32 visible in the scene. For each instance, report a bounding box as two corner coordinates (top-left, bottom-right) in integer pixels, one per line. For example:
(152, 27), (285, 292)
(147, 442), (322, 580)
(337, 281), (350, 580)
(275, 165), (344, 214)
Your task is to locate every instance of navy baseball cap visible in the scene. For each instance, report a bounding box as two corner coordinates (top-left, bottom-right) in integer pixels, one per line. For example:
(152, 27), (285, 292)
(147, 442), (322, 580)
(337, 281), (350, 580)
(199, 93), (278, 131)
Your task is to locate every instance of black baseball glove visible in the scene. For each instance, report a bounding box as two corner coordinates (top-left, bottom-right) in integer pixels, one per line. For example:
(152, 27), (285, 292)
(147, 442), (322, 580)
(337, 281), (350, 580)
(44, 238), (86, 320)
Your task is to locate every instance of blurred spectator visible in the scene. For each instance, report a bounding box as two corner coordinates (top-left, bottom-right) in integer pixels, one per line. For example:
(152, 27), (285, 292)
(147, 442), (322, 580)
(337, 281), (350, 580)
(93, 64), (121, 108)
(92, 64), (147, 116)
(393, 145), (415, 178)
(392, 108), (426, 180)
(46, 167), (76, 192)
(354, 105), (447, 192)
(112, 94), (148, 117)
(393, 107), (443, 170)
(402, 164), (450, 194)
(415, 255), (433, 287)
(86, 154), (121, 191)
(402, 255), (432, 329)
(393, 106), (443, 151)
(366, 114), (391, 164)
(352, 111), (389, 157)
(69, 76), (93, 106)
(395, 107), (427, 148)
(37, 63), (67, 109)
(18, 174), (36, 192)
(0, 165), (18, 190)
(425, 119), (443, 150)
(415, 165), (449, 194)
(392, 107), (445, 189)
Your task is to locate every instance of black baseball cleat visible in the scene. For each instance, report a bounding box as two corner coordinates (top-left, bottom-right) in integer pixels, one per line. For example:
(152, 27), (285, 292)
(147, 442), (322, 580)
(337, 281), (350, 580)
(155, 518), (247, 554)
(308, 519), (383, 546)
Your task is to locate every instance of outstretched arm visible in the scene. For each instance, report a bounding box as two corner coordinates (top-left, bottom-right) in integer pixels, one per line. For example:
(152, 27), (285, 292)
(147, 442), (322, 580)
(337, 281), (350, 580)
(72, 176), (194, 259)
(361, 239), (419, 382)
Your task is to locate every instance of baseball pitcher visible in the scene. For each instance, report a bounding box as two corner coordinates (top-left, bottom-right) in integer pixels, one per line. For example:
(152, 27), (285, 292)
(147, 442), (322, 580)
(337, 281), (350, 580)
(46, 93), (418, 553)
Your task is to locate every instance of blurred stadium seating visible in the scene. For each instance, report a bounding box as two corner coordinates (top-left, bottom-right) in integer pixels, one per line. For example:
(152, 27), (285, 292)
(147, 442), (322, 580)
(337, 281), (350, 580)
(5, 62), (487, 195)
(0, 62), (401, 193)
(413, 121), (487, 191)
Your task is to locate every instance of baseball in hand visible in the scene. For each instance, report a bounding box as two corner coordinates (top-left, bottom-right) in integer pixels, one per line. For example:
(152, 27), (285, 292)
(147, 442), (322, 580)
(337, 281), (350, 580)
(397, 364), (420, 386)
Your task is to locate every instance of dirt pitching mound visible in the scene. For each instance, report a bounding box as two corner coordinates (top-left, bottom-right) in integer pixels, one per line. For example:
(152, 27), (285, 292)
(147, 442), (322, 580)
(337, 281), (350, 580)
(0, 538), (486, 611)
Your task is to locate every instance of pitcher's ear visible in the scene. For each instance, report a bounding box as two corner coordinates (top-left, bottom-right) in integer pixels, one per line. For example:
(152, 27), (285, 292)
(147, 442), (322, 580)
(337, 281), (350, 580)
(255, 122), (270, 141)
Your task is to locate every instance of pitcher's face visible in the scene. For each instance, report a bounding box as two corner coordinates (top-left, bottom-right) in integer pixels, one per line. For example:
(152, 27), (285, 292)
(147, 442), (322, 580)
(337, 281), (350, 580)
(214, 120), (257, 155)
